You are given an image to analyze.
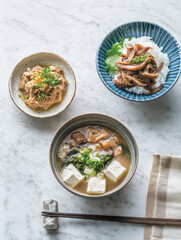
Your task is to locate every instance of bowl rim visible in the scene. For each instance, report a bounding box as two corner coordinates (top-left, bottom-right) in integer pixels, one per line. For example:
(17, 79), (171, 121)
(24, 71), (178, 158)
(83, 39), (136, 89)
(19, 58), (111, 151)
(49, 113), (139, 198)
(8, 52), (76, 118)
(96, 21), (181, 102)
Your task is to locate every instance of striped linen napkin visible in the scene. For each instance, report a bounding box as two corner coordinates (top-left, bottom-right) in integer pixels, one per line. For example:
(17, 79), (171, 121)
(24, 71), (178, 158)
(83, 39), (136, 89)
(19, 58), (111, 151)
(144, 154), (181, 240)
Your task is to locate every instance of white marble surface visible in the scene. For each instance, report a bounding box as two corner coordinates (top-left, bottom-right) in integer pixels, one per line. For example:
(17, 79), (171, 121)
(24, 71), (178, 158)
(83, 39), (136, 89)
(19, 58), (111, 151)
(0, 0), (181, 239)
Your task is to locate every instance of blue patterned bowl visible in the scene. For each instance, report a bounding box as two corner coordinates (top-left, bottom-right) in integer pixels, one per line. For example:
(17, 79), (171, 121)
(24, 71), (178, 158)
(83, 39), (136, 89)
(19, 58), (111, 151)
(96, 21), (181, 102)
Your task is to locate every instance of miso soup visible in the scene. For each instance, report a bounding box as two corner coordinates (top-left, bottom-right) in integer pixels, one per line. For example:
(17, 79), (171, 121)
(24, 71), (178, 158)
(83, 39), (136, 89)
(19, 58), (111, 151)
(56, 125), (131, 195)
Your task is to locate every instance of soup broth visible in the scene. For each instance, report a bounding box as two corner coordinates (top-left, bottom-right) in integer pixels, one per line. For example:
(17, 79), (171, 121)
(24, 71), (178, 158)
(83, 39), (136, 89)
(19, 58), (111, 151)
(56, 125), (131, 195)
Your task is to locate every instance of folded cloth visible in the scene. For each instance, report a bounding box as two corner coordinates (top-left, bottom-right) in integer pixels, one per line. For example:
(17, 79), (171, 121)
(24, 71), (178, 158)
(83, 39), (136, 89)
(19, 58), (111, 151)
(144, 154), (181, 240)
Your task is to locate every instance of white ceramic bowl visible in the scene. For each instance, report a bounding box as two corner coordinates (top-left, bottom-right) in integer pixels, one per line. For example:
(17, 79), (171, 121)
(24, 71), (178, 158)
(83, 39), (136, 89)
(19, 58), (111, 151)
(9, 52), (76, 118)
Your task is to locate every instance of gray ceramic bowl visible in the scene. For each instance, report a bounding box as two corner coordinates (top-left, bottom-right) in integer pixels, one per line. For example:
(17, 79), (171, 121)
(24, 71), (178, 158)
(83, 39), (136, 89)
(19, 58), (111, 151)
(50, 114), (139, 198)
(9, 52), (76, 118)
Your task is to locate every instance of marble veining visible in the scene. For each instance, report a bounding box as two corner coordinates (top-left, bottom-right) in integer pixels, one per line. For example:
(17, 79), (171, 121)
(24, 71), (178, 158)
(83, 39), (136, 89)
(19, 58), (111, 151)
(0, 0), (181, 239)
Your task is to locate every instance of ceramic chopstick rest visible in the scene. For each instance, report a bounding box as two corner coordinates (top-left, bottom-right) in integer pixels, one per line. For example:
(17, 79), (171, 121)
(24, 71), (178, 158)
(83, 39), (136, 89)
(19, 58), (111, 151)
(43, 199), (59, 230)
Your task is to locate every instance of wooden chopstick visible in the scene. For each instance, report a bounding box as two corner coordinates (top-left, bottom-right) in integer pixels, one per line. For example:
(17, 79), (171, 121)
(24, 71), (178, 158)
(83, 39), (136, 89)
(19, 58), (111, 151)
(41, 211), (181, 227)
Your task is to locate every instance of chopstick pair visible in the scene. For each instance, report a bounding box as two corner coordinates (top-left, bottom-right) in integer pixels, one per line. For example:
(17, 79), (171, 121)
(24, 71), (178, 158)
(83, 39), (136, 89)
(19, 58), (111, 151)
(41, 211), (181, 227)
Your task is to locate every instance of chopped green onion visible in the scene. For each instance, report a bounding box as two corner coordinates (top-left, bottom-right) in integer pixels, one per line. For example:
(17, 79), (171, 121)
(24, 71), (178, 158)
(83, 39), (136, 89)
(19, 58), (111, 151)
(63, 147), (113, 174)
(129, 52), (148, 64)
(36, 82), (43, 88)
(153, 65), (157, 70)
(25, 94), (29, 99)
(37, 92), (45, 101)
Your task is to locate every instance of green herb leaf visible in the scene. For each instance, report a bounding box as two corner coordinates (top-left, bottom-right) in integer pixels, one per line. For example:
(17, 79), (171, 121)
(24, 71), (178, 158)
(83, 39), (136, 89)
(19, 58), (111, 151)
(153, 65), (157, 70)
(51, 79), (59, 87)
(105, 55), (120, 74)
(36, 82), (43, 89)
(38, 67), (60, 87)
(63, 147), (113, 174)
(121, 144), (131, 159)
(25, 94), (29, 99)
(105, 38), (125, 74)
(37, 92), (45, 101)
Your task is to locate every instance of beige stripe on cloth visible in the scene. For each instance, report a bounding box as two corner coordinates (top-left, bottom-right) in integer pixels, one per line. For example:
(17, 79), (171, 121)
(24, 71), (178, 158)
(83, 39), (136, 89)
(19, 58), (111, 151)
(144, 154), (181, 240)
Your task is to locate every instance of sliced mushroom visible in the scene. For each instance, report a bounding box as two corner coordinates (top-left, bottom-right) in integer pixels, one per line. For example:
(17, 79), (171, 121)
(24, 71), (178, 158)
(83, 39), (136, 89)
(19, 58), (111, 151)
(146, 84), (164, 94)
(113, 79), (126, 89)
(154, 62), (164, 73)
(71, 132), (87, 144)
(126, 44), (134, 58)
(116, 57), (157, 70)
(99, 135), (120, 150)
(139, 71), (158, 79)
(126, 75), (147, 87)
(112, 42), (165, 95)
(87, 127), (110, 143)
(126, 44), (134, 49)
(136, 46), (150, 56)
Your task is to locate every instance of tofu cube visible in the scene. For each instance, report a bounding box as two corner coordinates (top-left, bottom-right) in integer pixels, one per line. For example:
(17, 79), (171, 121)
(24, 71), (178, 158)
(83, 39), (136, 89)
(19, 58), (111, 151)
(87, 177), (106, 194)
(43, 199), (59, 230)
(105, 160), (126, 183)
(62, 164), (84, 188)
